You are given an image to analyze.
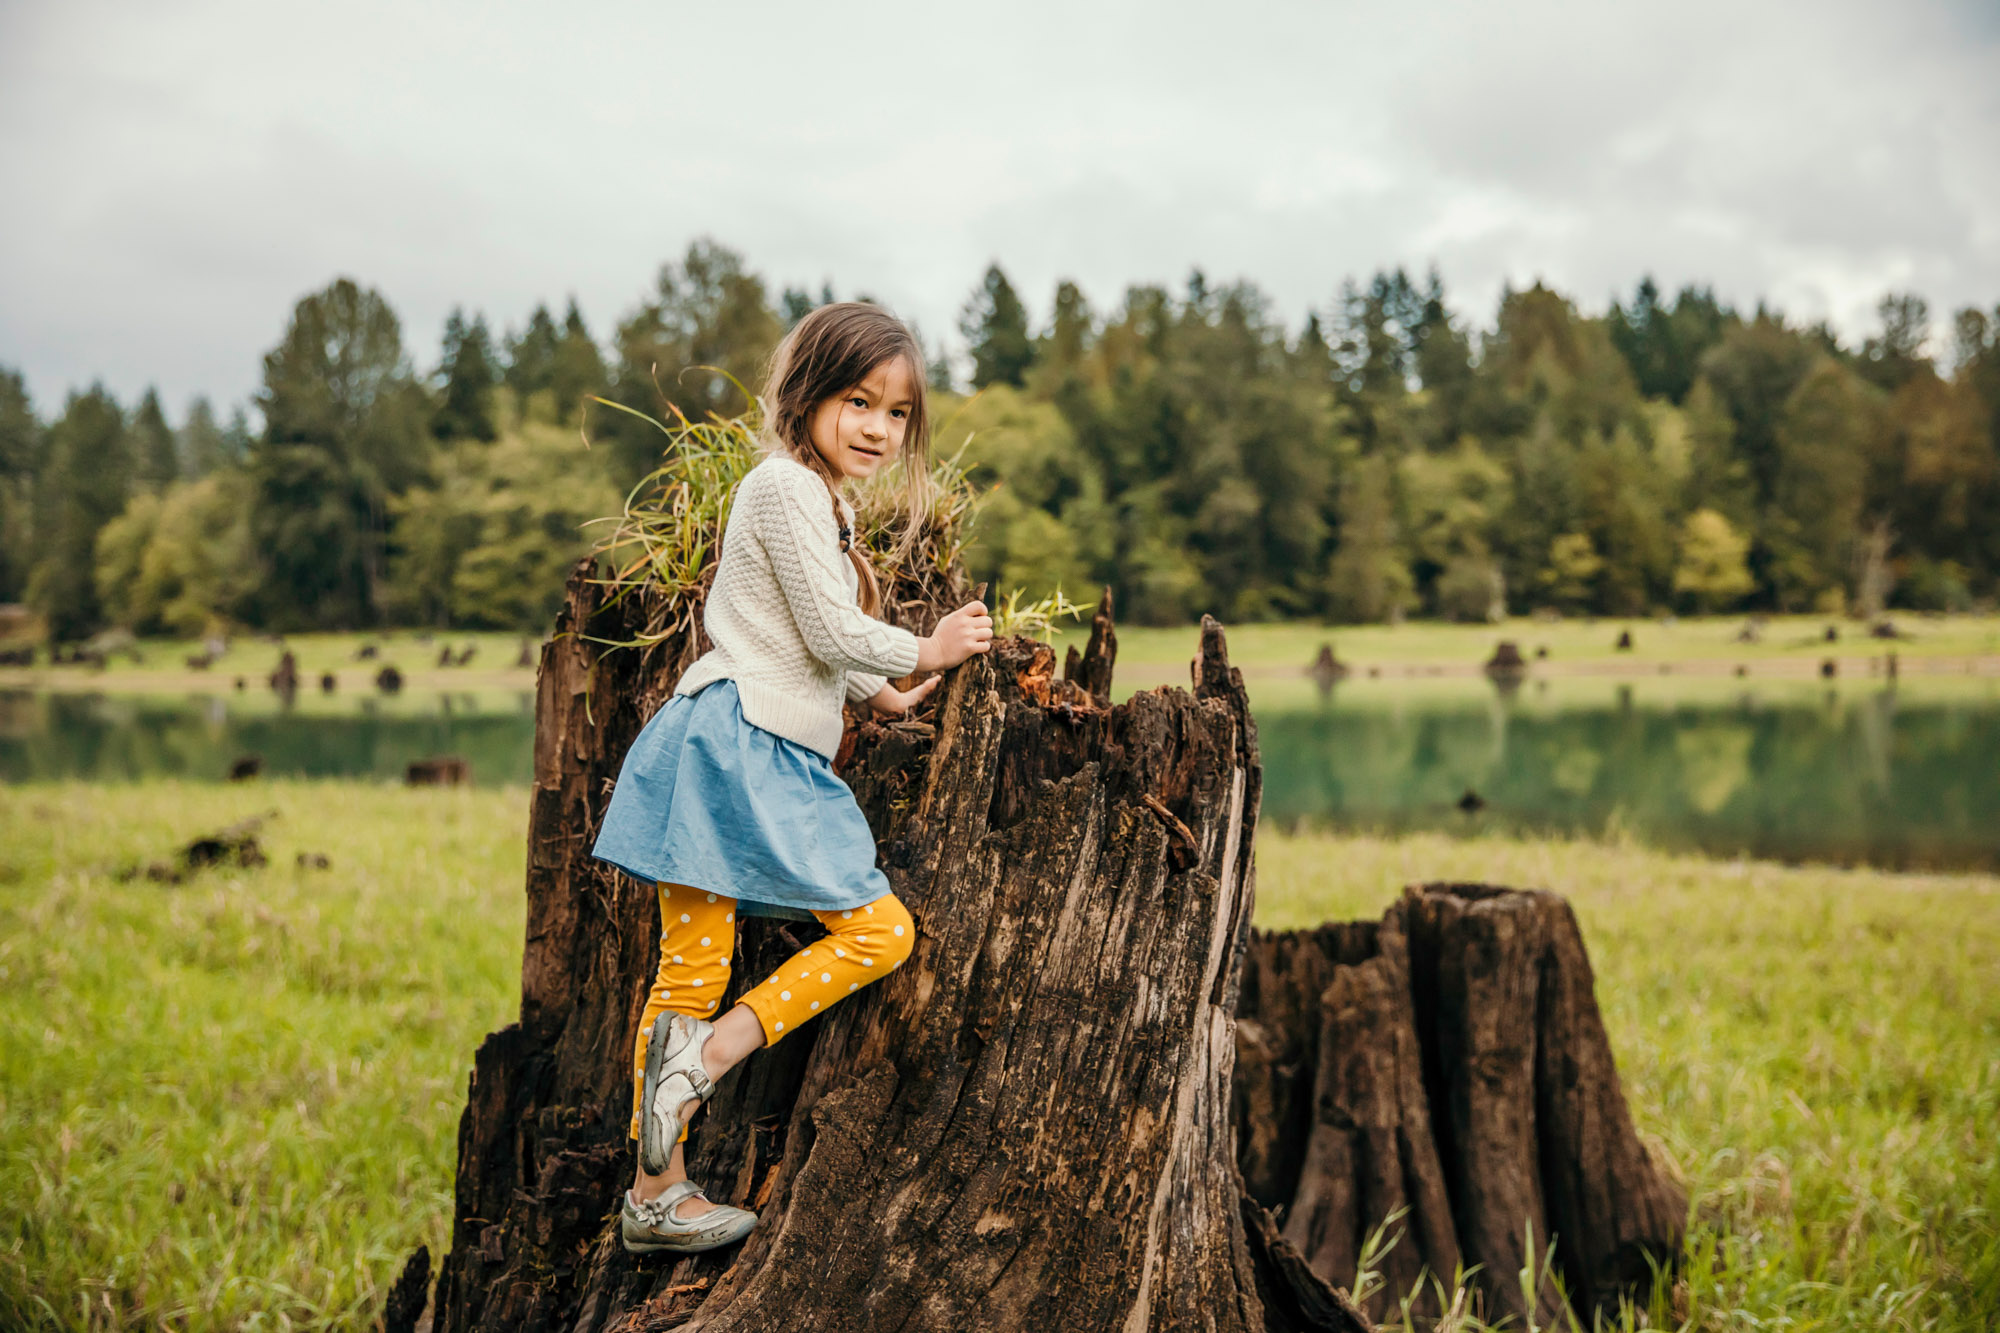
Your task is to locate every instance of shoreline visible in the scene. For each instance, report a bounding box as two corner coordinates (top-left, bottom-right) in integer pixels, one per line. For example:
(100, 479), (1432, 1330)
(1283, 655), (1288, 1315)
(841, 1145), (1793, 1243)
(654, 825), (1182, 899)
(7, 653), (2000, 697)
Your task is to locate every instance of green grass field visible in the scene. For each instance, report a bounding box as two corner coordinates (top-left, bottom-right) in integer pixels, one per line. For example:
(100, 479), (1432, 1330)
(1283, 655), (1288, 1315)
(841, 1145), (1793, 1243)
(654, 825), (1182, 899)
(2, 783), (1996, 1329)
(0, 784), (526, 1329)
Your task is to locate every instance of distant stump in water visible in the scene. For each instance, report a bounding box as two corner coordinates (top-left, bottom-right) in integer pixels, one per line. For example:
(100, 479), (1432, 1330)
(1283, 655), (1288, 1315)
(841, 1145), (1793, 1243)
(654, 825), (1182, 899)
(268, 650), (300, 699)
(1309, 643), (1350, 693)
(1484, 640), (1528, 681)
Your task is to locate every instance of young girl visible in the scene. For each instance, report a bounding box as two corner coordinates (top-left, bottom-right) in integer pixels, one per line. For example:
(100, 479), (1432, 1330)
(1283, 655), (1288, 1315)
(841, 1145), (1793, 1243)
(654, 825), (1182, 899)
(589, 302), (994, 1254)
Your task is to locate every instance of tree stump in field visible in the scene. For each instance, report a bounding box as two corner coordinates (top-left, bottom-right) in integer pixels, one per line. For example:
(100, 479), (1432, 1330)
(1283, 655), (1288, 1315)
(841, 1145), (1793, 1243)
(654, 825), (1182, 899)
(420, 560), (1362, 1333)
(1234, 888), (1687, 1326)
(417, 557), (1680, 1332)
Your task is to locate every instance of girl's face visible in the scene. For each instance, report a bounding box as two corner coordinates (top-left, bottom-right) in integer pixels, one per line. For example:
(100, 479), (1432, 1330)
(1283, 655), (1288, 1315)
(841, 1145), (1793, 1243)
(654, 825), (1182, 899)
(807, 356), (915, 482)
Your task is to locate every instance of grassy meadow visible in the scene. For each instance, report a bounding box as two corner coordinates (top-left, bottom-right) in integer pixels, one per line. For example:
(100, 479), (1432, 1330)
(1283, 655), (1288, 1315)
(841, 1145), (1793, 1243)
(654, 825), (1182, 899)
(2, 781), (1996, 1329)
(0, 784), (526, 1329)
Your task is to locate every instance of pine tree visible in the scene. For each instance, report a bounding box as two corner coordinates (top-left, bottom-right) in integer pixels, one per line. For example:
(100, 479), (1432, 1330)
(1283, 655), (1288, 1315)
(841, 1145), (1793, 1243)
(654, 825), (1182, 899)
(132, 388), (179, 489)
(1294, 312), (1335, 382)
(1610, 282), (1734, 405)
(0, 368), (43, 603)
(550, 300), (607, 424)
(252, 277), (427, 628)
(1025, 279), (1094, 402)
(178, 396), (234, 478)
(960, 264), (1034, 389)
(1953, 306), (2000, 505)
(223, 407), (253, 463)
(504, 304), (562, 406)
(780, 286), (817, 327)
(1860, 293), (1932, 392)
(435, 308), (500, 441)
(1412, 267), (1473, 445)
(26, 385), (131, 640)
(1698, 314), (1817, 508)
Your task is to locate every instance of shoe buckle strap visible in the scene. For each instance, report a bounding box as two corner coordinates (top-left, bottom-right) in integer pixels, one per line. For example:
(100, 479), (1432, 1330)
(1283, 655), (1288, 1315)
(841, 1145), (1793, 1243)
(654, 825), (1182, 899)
(664, 1187), (711, 1227)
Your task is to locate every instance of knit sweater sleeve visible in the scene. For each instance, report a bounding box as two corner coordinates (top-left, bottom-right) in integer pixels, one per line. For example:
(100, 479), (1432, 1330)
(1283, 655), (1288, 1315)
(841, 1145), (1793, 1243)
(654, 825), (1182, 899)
(755, 463), (922, 679)
(844, 671), (888, 705)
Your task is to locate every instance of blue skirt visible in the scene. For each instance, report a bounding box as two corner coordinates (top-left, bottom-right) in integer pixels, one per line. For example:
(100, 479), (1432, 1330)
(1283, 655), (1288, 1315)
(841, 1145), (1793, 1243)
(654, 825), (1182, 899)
(590, 679), (889, 921)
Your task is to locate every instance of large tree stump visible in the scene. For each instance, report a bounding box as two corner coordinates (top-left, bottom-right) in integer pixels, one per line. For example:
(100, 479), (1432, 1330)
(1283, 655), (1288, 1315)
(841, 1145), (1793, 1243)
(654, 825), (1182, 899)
(422, 562), (1365, 1332)
(1235, 886), (1687, 1326)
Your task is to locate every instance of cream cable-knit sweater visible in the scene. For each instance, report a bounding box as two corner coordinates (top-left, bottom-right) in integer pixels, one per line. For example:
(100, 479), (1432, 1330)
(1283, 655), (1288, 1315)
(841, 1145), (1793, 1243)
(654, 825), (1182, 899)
(671, 454), (921, 758)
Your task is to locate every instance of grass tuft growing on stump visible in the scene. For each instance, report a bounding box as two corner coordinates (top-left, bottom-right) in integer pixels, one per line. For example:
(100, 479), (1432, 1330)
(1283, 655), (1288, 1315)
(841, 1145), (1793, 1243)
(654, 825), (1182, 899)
(582, 396), (983, 653)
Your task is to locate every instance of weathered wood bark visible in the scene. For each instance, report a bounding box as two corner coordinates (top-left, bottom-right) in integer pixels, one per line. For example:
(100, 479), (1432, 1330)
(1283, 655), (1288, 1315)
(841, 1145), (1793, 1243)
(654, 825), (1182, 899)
(425, 560), (1365, 1332)
(1235, 887), (1686, 1326)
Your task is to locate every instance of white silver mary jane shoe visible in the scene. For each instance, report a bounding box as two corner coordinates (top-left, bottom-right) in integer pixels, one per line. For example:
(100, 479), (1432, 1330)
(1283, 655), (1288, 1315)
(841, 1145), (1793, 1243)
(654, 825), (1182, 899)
(620, 1181), (758, 1254)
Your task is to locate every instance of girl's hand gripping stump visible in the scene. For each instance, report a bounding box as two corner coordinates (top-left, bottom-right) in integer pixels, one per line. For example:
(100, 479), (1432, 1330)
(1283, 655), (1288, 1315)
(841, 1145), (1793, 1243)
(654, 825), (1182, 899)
(914, 598), (993, 673)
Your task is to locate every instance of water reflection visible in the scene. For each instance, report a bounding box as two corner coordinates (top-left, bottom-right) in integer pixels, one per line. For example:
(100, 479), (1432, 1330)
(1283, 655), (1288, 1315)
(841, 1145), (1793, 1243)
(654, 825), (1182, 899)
(0, 690), (536, 786)
(1259, 681), (2000, 872)
(5, 680), (1998, 871)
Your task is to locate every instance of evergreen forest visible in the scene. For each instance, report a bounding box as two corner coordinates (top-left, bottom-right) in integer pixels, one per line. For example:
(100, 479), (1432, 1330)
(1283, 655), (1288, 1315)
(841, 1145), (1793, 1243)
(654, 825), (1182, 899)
(3, 238), (1997, 640)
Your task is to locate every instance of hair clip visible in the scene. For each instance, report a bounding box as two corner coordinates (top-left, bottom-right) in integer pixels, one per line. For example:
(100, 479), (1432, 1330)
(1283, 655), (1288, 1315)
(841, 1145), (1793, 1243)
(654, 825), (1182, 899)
(838, 523), (852, 552)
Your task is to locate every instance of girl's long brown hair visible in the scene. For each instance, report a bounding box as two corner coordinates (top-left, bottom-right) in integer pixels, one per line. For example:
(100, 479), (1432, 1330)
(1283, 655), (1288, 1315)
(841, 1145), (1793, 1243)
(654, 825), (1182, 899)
(759, 302), (934, 618)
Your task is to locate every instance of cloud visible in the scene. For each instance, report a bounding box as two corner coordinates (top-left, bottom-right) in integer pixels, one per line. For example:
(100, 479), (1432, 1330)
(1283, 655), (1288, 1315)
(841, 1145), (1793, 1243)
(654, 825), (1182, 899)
(1, 0), (1994, 417)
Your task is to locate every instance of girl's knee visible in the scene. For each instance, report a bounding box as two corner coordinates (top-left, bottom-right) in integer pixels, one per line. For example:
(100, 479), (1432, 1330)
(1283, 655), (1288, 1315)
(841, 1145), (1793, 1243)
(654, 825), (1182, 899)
(848, 893), (914, 969)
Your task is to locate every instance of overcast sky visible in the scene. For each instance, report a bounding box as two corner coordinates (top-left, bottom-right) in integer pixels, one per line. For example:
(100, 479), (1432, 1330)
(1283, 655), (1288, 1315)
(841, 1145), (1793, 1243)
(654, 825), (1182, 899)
(3, 0), (1997, 419)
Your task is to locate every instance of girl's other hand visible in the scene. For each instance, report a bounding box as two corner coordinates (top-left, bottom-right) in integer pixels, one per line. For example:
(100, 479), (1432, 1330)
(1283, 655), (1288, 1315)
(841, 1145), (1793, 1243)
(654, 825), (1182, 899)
(867, 674), (942, 716)
(915, 599), (993, 672)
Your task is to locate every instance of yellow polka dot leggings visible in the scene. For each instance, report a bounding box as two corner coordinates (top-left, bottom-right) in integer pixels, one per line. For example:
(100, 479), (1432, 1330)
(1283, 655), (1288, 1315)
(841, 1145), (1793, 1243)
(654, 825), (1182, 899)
(629, 882), (915, 1141)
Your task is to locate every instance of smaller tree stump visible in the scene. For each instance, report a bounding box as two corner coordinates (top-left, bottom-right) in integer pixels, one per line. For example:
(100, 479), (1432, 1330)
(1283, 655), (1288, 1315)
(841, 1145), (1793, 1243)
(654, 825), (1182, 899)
(1235, 885), (1684, 1326)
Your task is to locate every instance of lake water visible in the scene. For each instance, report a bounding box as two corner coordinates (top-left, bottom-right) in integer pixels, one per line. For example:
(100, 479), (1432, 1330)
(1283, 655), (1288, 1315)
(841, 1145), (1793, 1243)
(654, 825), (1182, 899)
(5, 677), (1996, 872)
